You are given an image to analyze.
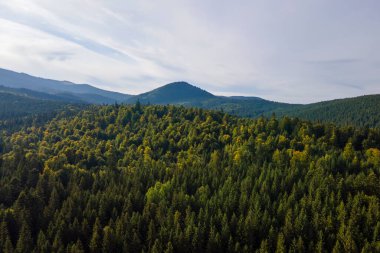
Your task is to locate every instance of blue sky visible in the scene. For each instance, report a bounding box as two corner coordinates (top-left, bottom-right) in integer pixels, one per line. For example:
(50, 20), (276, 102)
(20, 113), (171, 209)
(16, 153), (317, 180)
(0, 0), (379, 103)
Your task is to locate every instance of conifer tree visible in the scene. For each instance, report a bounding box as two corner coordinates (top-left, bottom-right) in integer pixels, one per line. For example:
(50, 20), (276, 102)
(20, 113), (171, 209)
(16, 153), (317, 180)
(15, 224), (33, 253)
(89, 218), (102, 253)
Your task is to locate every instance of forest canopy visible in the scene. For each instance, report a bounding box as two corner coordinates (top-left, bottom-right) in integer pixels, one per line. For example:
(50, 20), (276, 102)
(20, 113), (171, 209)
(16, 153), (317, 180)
(0, 104), (379, 252)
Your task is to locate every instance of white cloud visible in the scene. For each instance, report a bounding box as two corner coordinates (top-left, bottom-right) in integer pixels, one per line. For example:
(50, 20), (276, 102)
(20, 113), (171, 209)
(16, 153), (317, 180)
(0, 0), (379, 102)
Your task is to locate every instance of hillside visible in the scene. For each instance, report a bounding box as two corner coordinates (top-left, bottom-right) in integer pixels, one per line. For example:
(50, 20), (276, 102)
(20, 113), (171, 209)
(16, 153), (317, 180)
(0, 104), (379, 252)
(125, 81), (380, 127)
(127, 82), (380, 127)
(276, 94), (380, 128)
(199, 96), (299, 118)
(0, 85), (85, 103)
(0, 86), (87, 132)
(0, 68), (132, 104)
(0, 86), (67, 120)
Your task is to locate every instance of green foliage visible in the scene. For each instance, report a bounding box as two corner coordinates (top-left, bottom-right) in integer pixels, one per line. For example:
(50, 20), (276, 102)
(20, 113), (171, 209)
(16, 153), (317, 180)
(0, 104), (379, 252)
(277, 94), (380, 128)
(0, 92), (65, 121)
(0, 87), (86, 132)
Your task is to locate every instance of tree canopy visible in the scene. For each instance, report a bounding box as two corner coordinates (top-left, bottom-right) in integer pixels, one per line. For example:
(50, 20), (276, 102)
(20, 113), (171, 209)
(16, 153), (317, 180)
(0, 104), (379, 252)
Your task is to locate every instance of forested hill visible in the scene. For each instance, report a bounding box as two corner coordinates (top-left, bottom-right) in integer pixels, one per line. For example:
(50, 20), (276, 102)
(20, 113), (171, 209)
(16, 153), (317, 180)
(125, 82), (380, 127)
(0, 104), (379, 252)
(0, 86), (86, 132)
(127, 82), (214, 104)
(0, 86), (69, 121)
(276, 94), (380, 128)
(126, 82), (299, 118)
(2, 68), (380, 127)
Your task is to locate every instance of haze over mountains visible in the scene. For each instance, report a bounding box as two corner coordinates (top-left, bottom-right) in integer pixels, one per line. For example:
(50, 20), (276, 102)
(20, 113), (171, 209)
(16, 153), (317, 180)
(1, 67), (380, 127)
(0, 68), (132, 104)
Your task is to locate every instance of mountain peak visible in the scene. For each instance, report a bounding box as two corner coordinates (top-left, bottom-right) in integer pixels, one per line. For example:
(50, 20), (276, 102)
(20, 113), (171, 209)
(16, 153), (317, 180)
(128, 81), (214, 104)
(160, 82), (212, 94)
(162, 81), (196, 88)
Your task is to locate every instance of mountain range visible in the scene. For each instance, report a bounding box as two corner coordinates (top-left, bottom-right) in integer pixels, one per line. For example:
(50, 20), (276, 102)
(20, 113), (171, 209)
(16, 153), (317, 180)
(0, 68), (131, 104)
(1, 67), (379, 127)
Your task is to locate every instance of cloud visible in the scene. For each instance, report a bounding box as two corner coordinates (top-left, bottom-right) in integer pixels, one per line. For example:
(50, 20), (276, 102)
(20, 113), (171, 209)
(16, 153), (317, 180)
(0, 0), (379, 103)
(44, 51), (74, 62)
(304, 59), (361, 65)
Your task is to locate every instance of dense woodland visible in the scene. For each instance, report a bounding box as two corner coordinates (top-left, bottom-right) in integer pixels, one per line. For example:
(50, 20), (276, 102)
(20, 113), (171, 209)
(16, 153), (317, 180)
(276, 95), (380, 128)
(0, 104), (379, 252)
(0, 92), (65, 121)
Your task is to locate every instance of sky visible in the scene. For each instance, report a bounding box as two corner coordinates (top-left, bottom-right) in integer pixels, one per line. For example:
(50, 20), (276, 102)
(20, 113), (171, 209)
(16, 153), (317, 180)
(0, 0), (379, 103)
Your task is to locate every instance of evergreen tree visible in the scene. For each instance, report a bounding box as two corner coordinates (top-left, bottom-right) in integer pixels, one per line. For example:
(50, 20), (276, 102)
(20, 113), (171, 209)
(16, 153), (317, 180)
(15, 224), (33, 253)
(90, 218), (102, 253)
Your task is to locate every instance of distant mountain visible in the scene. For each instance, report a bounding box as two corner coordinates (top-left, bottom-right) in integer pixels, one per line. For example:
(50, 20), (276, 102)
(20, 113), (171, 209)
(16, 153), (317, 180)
(0, 68), (132, 104)
(127, 82), (214, 104)
(126, 82), (299, 117)
(1, 68), (379, 128)
(127, 81), (380, 127)
(0, 85), (84, 103)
